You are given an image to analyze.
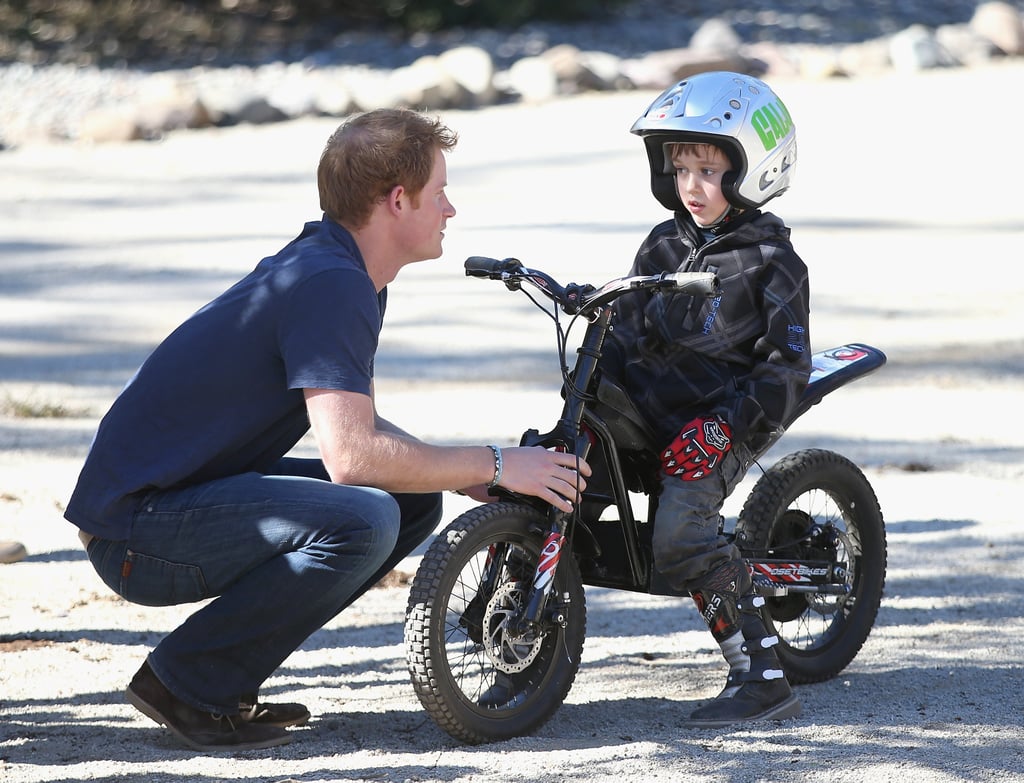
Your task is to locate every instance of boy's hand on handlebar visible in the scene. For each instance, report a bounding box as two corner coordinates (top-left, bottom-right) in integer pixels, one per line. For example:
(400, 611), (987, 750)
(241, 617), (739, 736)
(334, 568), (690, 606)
(499, 447), (591, 512)
(662, 415), (732, 481)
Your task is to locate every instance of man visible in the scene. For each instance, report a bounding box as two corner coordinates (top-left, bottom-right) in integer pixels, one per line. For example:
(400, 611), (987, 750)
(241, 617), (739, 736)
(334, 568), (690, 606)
(65, 108), (589, 752)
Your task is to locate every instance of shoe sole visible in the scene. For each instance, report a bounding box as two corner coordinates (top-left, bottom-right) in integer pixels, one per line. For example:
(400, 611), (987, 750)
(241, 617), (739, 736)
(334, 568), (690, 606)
(126, 686), (292, 752)
(683, 695), (803, 730)
(248, 712), (310, 729)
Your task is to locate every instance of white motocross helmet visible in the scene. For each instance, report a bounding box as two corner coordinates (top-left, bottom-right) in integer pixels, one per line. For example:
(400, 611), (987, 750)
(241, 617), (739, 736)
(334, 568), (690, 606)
(630, 71), (797, 212)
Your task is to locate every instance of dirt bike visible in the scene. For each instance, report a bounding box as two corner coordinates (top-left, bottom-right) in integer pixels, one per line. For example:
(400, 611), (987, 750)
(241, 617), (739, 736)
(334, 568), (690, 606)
(404, 256), (887, 744)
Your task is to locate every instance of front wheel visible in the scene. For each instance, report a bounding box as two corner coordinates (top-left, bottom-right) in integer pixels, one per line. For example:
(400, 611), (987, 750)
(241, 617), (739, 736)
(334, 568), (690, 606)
(404, 502), (587, 744)
(736, 448), (886, 684)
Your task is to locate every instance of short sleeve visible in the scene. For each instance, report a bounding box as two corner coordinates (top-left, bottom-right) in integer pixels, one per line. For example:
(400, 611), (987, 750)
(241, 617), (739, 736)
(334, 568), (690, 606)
(278, 268), (382, 395)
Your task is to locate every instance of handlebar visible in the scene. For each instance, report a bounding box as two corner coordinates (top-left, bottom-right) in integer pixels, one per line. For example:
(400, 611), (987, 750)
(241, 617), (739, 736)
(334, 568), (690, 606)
(465, 256), (719, 315)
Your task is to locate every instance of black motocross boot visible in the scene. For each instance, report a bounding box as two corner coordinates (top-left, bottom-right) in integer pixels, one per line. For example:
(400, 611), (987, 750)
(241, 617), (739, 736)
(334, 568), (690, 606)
(686, 561), (801, 729)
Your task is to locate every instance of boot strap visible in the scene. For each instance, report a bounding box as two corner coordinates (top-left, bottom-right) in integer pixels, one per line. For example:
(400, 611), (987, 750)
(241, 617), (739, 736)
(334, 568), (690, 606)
(736, 594), (766, 613)
(727, 661), (786, 685)
(740, 633), (779, 656)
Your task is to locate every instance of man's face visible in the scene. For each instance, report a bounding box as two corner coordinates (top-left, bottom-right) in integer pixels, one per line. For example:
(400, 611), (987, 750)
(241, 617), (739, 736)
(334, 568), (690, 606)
(401, 147), (456, 262)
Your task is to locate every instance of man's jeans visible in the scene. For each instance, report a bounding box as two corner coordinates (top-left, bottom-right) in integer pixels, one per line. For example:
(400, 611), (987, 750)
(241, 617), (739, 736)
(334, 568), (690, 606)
(86, 458), (442, 714)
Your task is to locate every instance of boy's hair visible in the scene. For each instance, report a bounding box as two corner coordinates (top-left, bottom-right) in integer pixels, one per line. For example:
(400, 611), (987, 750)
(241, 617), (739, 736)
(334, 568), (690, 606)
(318, 108), (458, 229)
(666, 141), (731, 168)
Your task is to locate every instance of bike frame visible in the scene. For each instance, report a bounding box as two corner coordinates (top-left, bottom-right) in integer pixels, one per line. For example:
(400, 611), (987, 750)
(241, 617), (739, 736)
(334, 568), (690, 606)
(467, 256), (718, 625)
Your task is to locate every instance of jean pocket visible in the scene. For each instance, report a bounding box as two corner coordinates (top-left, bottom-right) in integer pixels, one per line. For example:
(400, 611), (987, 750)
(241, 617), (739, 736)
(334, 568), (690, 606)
(120, 549), (209, 607)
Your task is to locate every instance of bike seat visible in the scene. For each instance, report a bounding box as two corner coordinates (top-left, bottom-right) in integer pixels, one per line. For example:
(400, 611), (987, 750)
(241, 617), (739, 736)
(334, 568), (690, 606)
(591, 374), (657, 452)
(790, 343), (887, 424)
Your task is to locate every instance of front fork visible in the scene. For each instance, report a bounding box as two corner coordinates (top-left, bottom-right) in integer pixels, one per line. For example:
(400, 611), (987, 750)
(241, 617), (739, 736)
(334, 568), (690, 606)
(511, 529), (567, 635)
(499, 305), (612, 637)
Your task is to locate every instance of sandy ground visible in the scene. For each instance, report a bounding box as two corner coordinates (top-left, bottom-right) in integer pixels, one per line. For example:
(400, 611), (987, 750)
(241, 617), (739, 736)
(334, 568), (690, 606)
(2, 63), (1024, 783)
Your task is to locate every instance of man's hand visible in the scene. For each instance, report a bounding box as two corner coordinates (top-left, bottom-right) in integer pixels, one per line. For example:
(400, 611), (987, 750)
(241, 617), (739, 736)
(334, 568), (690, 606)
(459, 447), (590, 513)
(661, 416), (732, 481)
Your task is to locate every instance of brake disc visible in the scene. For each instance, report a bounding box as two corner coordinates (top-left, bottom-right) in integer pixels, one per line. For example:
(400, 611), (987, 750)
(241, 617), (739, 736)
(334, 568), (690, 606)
(482, 582), (544, 673)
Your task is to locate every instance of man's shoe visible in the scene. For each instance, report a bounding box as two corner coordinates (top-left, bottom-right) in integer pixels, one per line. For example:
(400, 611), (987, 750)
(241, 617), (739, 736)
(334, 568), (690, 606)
(126, 660), (291, 752)
(684, 678), (802, 729)
(239, 699), (310, 728)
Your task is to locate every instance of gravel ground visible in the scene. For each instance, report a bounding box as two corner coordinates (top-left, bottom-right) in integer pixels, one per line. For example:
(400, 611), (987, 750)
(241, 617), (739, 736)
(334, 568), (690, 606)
(2, 62), (1024, 782)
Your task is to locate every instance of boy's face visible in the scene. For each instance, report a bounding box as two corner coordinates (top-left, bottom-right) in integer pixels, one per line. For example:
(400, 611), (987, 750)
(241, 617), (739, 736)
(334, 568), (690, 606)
(672, 145), (732, 227)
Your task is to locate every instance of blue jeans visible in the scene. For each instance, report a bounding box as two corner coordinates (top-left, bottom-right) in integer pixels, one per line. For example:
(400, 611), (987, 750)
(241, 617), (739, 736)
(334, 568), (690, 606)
(86, 458), (442, 714)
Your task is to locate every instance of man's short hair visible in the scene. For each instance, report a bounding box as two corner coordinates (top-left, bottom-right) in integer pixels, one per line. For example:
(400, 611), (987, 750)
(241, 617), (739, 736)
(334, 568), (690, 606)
(318, 108), (458, 229)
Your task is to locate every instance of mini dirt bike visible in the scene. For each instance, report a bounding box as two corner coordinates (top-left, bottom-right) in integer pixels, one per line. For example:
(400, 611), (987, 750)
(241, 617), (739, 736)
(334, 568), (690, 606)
(404, 256), (887, 744)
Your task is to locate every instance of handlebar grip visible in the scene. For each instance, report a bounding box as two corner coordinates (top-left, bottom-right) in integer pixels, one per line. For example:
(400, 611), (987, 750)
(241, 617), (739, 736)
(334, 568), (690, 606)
(662, 271), (720, 296)
(465, 256), (521, 278)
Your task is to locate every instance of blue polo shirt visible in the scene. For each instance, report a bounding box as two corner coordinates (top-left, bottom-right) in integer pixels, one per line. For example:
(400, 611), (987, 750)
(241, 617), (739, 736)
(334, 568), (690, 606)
(65, 217), (385, 540)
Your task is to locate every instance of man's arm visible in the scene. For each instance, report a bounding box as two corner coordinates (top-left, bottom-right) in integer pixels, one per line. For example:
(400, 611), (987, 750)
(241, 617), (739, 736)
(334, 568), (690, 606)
(303, 388), (589, 511)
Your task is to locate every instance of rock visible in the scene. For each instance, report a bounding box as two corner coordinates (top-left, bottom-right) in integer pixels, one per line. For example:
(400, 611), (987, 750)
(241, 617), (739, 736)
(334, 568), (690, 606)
(937, 23), (1003, 66)
(391, 55), (459, 109)
(744, 42), (804, 79)
(971, 1), (1024, 55)
(503, 56), (559, 104)
(438, 45), (497, 107)
(541, 43), (585, 90)
(346, 67), (404, 113)
(785, 44), (846, 79)
(578, 50), (630, 91)
(837, 37), (893, 76)
(3, 7), (1024, 148)
(617, 53), (681, 91)
(198, 74), (290, 126)
(618, 48), (758, 90)
(689, 18), (743, 56)
(134, 77), (212, 136)
(266, 69), (321, 118)
(311, 72), (354, 117)
(77, 106), (143, 143)
(889, 25), (957, 72)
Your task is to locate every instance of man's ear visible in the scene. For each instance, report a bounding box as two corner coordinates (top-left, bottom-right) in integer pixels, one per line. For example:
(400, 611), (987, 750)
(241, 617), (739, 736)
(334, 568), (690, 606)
(385, 184), (406, 214)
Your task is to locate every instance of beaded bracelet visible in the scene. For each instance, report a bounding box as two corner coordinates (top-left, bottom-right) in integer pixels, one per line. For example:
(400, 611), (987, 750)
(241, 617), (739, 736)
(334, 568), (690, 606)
(486, 444), (503, 488)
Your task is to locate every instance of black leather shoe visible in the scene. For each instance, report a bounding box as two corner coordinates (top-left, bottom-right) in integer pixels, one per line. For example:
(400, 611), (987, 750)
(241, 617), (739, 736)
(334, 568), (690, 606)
(126, 660), (291, 752)
(239, 699), (310, 728)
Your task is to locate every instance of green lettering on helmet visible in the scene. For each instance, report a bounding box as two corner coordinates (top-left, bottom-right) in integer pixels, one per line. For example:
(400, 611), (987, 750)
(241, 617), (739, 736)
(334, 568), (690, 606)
(751, 100), (793, 152)
(751, 111), (775, 150)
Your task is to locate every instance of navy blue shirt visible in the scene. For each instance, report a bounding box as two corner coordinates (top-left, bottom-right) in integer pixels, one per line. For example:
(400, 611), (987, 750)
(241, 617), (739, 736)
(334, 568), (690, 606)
(65, 217), (385, 540)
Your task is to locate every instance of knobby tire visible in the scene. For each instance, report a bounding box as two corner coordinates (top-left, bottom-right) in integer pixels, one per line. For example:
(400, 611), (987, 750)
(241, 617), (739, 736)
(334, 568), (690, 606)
(405, 502), (587, 744)
(737, 448), (887, 683)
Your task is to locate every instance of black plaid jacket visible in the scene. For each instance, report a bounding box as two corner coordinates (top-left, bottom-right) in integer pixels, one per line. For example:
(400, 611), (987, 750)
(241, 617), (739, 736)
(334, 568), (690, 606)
(601, 209), (811, 453)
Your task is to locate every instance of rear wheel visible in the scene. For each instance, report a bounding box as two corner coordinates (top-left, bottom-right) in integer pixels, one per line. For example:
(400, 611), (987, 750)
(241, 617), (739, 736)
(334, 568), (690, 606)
(405, 502), (586, 744)
(736, 449), (886, 684)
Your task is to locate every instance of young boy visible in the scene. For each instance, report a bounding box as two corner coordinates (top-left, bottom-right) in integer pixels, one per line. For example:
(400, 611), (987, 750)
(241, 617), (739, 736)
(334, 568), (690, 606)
(602, 72), (811, 728)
